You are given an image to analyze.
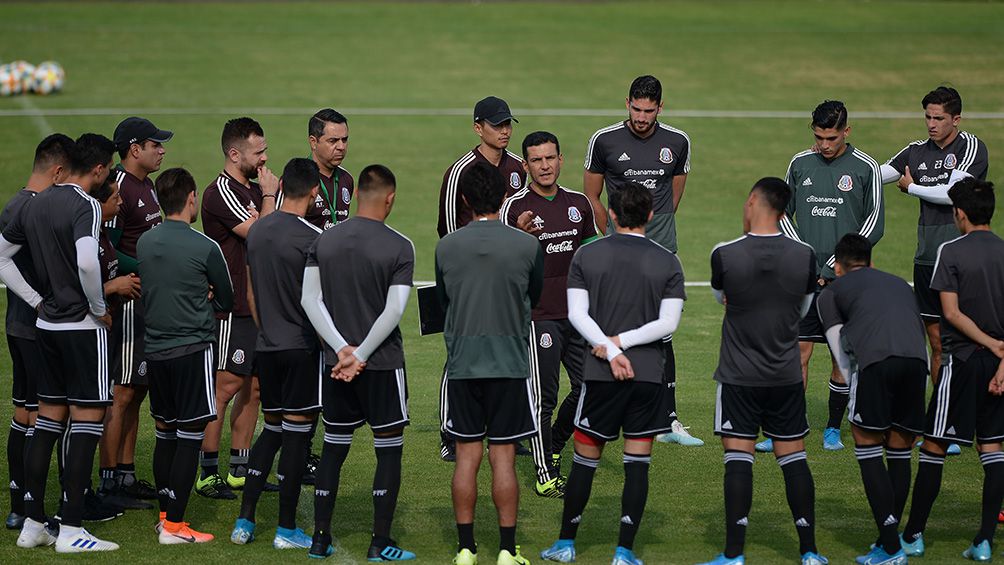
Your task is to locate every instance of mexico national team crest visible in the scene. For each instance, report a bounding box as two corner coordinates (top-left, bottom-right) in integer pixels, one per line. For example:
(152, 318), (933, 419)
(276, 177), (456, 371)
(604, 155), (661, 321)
(510, 172), (522, 189)
(568, 206), (582, 223)
(659, 147), (673, 164)
(341, 187), (351, 204)
(944, 153), (957, 169)
(539, 333), (553, 348)
(138, 361), (147, 377)
(232, 349), (246, 365)
(837, 174), (853, 192)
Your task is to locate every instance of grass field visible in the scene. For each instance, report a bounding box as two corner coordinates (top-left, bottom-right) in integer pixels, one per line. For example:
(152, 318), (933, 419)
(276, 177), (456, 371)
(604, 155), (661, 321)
(2, 1), (1004, 563)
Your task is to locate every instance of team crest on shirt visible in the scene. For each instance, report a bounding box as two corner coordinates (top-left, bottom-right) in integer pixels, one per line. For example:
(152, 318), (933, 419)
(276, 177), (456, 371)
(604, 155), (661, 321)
(539, 333), (553, 348)
(233, 349), (246, 365)
(567, 206), (582, 223)
(836, 175), (853, 192)
(138, 361), (147, 377)
(510, 172), (522, 189)
(341, 187), (351, 204)
(659, 147), (673, 164)
(944, 153), (957, 169)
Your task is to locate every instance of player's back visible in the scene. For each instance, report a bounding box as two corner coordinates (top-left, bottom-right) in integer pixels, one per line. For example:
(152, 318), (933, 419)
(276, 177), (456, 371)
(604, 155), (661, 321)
(933, 231), (1004, 360)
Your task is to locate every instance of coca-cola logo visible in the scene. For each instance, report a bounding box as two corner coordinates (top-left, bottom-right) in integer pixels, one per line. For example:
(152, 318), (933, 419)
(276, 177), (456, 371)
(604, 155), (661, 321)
(811, 206), (837, 217)
(545, 240), (574, 254)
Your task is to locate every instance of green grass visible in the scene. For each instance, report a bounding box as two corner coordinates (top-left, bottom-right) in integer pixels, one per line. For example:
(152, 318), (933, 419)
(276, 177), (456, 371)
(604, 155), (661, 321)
(1, 1), (1004, 563)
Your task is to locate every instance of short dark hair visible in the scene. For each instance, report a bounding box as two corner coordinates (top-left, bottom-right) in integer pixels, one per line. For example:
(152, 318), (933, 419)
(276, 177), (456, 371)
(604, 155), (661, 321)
(834, 233), (872, 269)
(459, 161), (506, 217)
(811, 100), (848, 130)
(117, 139), (152, 160)
(358, 164), (396, 195)
(69, 133), (115, 175)
(609, 183), (652, 229)
(91, 172), (116, 204)
(521, 131), (560, 160)
(949, 177), (995, 225)
(156, 168), (197, 216)
(922, 86), (962, 116)
(308, 108), (347, 139)
(280, 158), (320, 199)
(751, 177), (791, 214)
(33, 133), (74, 173)
(221, 117), (264, 154)
(629, 75), (662, 104)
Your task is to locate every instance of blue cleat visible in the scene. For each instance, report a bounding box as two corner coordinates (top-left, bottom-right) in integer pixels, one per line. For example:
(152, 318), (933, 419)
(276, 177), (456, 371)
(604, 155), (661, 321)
(697, 553), (745, 565)
(755, 438), (773, 453)
(801, 551), (828, 565)
(963, 540), (992, 561)
(273, 526), (312, 549)
(367, 540), (416, 561)
(855, 546), (907, 565)
(656, 421), (705, 447)
(822, 428), (844, 451)
(230, 518), (255, 545)
(612, 546), (643, 565)
(540, 539), (576, 562)
(308, 531), (335, 559)
(900, 533), (924, 556)
(947, 443), (962, 455)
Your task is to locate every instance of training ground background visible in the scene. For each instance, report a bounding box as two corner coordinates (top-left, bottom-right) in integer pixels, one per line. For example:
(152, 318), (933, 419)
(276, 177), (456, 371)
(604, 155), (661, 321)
(2, 1), (1004, 563)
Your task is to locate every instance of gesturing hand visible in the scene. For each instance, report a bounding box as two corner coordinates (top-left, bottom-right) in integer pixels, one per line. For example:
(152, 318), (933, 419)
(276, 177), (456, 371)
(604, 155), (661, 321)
(516, 210), (541, 234)
(257, 165), (280, 196)
(897, 166), (914, 193)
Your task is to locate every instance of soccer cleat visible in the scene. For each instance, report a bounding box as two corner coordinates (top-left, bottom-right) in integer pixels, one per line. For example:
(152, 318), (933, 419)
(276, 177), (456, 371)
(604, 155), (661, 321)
(947, 443), (962, 455)
(454, 548), (477, 565)
(822, 428), (844, 451)
(99, 487), (154, 510)
(84, 489), (124, 521)
(754, 438), (774, 453)
(515, 442), (533, 457)
(963, 540), (992, 561)
(6, 511), (25, 530)
(535, 476), (566, 499)
(159, 521), (214, 544)
(16, 517), (56, 548)
(656, 420), (705, 446)
(540, 539), (576, 562)
(154, 512), (166, 535)
(498, 546), (531, 564)
(274, 526), (312, 549)
(303, 451), (320, 485)
(900, 533), (924, 556)
(612, 545), (643, 565)
(697, 553), (745, 565)
(55, 526), (119, 552)
(367, 540), (417, 561)
(308, 531), (335, 559)
(801, 551), (828, 565)
(855, 547), (906, 565)
(230, 517), (255, 544)
(441, 441), (457, 462)
(195, 472), (237, 500)
(225, 471), (246, 490)
(120, 477), (158, 500)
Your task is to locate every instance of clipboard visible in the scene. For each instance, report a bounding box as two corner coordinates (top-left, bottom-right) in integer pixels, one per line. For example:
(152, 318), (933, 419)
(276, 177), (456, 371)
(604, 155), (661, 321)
(417, 284), (446, 336)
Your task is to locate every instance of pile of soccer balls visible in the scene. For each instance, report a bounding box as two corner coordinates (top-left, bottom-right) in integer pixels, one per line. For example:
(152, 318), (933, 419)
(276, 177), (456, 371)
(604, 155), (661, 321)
(0, 61), (66, 96)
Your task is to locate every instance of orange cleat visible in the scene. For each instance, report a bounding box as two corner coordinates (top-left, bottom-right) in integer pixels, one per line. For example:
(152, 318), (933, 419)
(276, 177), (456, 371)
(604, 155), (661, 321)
(159, 520), (214, 544)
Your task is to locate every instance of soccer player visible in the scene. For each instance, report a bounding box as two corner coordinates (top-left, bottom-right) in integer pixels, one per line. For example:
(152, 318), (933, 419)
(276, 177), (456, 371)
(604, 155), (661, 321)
(437, 161), (542, 565)
(231, 158), (323, 550)
(137, 167), (233, 544)
(436, 95), (527, 462)
(582, 74), (701, 447)
(501, 131), (597, 498)
(197, 116), (278, 498)
(540, 182), (684, 565)
(775, 100), (883, 452)
(816, 234), (928, 565)
(1, 133), (74, 530)
(277, 108), (353, 231)
(900, 178), (1004, 561)
(697, 178), (826, 565)
(0, 133), (121, 552)
(98, 116), (173, 508)
(881, 86), (989, 384)
(302, 165), (416, 561)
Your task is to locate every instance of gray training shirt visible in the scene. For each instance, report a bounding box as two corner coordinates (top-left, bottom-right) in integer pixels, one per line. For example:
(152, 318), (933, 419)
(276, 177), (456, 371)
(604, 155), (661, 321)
(711, 234), (816, 387)
(567, 233), (686, 384)
(817, 267), (928, 372)
(0, 189), (40, 339)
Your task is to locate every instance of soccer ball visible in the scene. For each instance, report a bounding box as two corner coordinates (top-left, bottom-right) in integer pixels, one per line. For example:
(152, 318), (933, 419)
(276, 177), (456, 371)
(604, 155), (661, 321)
(30, 61), (65, 95)
(9, 60), (35, 92)
(0, 64), (22, 96)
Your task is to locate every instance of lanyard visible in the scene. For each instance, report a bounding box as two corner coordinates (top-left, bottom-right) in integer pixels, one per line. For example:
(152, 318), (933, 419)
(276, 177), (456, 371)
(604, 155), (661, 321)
(317, 168), (340, 221)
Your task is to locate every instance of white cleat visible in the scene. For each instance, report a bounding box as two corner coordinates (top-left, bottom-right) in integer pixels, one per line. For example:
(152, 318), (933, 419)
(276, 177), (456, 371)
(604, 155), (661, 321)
(55, 525), (119, 553)
(16, 517), (56, 548)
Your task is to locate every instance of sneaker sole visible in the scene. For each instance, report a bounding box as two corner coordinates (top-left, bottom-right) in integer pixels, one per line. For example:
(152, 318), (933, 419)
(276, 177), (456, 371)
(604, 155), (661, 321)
(274, 539), (311, 549)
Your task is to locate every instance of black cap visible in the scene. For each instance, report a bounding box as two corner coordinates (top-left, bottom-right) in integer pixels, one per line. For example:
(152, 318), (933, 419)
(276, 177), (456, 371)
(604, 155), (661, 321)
(473, 96), (518, 126)
(113, 117), (173, 152)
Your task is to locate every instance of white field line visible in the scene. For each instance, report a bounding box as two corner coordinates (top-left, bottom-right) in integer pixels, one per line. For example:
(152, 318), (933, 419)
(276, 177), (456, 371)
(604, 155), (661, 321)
(412, 281), (714, 287)
(15, 95), (54, 134)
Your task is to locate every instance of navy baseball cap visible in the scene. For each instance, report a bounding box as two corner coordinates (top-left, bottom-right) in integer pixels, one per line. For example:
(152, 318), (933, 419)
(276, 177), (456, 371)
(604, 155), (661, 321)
(473, 96), (518, 125)
(113, 117), (173, 151)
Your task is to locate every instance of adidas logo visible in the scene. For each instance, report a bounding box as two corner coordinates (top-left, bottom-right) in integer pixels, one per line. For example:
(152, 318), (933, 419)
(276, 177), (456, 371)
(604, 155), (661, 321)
(947, 426), (956, 435)
(620, 515), (634, 525)
(137, 198), (146, 208)
(802, 177), (813, 186)
(10, 481), (18, 490)
(736, 517), (748, 526)
(722, 420), (733, 430)
(853, 414), (863, 423)
(579, 418), (591, 428)
(883, 515), (898, 526)
(918, 162), (928, 170)
(795, 518), (810, 528)
(373, 489), (388, 497)
(570, 515), (582, 524)
(618, 153), (631, 162)
(446, 419), (453, 427)
(23, 492), (33, 502)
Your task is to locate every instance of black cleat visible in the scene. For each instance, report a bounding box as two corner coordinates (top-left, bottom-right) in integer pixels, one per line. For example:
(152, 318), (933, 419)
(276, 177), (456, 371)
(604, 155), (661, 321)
(120, 478), (158, 500)
(308, 531), (335, 559)
(440, 441), (456, 463)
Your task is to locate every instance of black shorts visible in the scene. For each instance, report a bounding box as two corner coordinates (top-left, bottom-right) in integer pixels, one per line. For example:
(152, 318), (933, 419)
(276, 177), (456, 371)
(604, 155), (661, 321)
(925, 350), (1004, 446)
(37, 328), (112, 406)
(8, 335), (40, 410)
(714, 381), (809, 441)
(257, 349), (323, 415)
(214, 314), (257, 376)
(575, 380), (672, 441)
(323, 367), (409, 434)
(148, 346), (217, 426)
(848, 356), (927, 434)
(112, 300), (148, 386)
(913, 263), (941, 320)
(445, 377), (536, 444)
(798, 286), (826, 343)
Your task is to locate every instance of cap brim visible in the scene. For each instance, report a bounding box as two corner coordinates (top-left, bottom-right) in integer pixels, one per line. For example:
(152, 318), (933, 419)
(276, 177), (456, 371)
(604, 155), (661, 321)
(148, 129), (174, 143)
(484, 114), (518, 126)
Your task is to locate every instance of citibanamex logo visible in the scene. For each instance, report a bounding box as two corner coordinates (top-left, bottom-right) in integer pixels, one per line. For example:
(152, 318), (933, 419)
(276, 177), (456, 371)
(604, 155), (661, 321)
(546, 240), (574, 254)
(811, 206), (837, 217)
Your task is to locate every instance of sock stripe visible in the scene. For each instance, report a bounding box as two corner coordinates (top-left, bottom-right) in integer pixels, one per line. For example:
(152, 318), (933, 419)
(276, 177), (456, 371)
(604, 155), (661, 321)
(885, 448), (912, 460)
(324, 432), (353, 445)
(10, 419), (28, 433)
(918, 449), (946, 465)
(70, 422), (104, 437)
(374, 436), (404, 448)
(35, 417), (66, 435)
(855, 445), (885, 460)
(723, 451), (755, 465)
(281, 420), (313, 433)
(24, 426), (34, 438)
(177, 430), (205, 442)
(263, 423), (283, 434)
(828, 381), (850, 394)
(776, 450), (807, 467)
(979, 451), (1004, 466)
(573, 453), (599, 468)
(623, 454), (651, 465)
(155, 429), (177, 441)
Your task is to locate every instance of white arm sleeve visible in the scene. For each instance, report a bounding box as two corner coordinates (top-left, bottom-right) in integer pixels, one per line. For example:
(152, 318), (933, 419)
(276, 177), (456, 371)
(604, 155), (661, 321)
(75, 237), (106, 317)
(800, 292), (814, 319)
(300, 266), (349, 352)
(712, 288), (726, 306)
(907, 169), (970, 206)
(618, 298), (684, 349)
(353, 285), (410, 363)
(567, 288), (622, 361)
(0, 236), (42, 309)
(880, 164), (901, 184)
(825, 325), (851, 382)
